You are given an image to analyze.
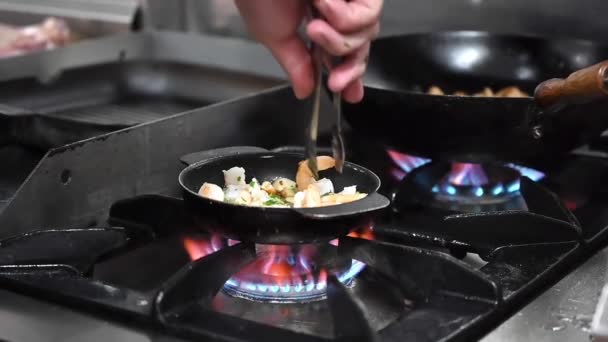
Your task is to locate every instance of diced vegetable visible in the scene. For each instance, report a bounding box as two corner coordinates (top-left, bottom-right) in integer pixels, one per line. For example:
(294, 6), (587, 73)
(198, 157), (366, 208)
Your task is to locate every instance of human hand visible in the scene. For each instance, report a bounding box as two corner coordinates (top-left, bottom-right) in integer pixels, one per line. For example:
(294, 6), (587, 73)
(234, 0), (383, 103)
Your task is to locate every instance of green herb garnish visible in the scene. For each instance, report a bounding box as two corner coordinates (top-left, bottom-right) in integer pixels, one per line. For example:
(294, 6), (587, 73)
(249, 180), (256, 187)
(270, 194), (285, 202)
(237, 176), (242, 182)
(263, 194), (287, 206)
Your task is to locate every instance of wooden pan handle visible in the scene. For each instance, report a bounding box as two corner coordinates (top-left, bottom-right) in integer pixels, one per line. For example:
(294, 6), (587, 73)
(534, 60), (608, 109)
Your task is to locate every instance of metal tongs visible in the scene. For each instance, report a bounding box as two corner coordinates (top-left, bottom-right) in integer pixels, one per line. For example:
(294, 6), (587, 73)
(305, 5), (346, 180)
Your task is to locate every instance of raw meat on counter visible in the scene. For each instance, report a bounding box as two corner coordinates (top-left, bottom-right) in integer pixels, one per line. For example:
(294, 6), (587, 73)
(0, 17), (73, 58)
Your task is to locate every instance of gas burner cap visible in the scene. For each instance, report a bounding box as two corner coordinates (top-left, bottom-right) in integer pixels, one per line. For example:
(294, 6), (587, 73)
(431, 163), (525, 212)
(434, 164), (519, 202)
(223, 261), (365, 304)
(183, 236), (368, 304)
(222, 244), (365, 304)
(387, 149), (546, 213)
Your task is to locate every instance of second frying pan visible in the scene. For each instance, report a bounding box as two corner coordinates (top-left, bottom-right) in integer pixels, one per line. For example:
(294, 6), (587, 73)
(343, 31), (608, 163)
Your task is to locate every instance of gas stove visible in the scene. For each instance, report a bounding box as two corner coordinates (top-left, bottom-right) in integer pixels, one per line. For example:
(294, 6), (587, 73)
(1, 85), (608, 341)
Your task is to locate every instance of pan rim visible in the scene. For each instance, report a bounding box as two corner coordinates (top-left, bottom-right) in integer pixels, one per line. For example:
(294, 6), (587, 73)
(178, 151), (382, 213)
(376, 30), (606, 48)
(361, 84), (535, 101)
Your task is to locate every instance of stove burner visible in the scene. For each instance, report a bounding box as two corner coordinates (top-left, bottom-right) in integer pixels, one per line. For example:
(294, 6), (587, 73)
(224, 245), (365, 303)
(387, 149), (546, 212)
(183, 230), (372, 303)
(432, 163), (520, 202)
(387, 150), (431, 180)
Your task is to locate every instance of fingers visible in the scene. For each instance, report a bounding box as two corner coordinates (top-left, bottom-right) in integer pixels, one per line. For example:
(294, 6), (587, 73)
(307, 19), (379, 56)
(235, 0), (380, 102)
(234, 0), (314, 99)
(308, 0), (381, 103)
(314, 0), (383, 33)
(343, 79), (365, 103)
(327, 42), (370, 99)
(306, 18), (374, 103)
(266, 36), (315, 100)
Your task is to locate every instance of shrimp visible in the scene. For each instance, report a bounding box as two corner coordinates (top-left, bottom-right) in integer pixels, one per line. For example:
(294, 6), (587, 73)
(496, 86), (529, 98)
(237, 190), (252, 205)
(293, 185), (322, 208)
(296, 156), (336, 191)
(199, 183), (224, 202)
(272, 178), (297, 198)
(261, 181), (277, 195)
(428, 85), (528, 98)
(474, 87), (494, 97)
(427, 86), (444, 95)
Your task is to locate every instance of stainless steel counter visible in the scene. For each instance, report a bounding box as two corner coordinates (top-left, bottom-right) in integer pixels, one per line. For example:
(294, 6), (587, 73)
(0, 289), (185, 342)
(482, 247), (608, 342)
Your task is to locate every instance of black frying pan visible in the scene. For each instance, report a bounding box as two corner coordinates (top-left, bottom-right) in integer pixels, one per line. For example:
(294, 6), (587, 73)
(178, 147), (390, 244)
(343, 31), (608, 163)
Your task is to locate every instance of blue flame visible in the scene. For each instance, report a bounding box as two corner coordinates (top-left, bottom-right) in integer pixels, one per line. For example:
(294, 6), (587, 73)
(445, 185), (457, 195)
(337, 260), (366, 283)
(257, 284), (268, 292)
(387, 150), (430, 173)
(507, 164), (545, 182)
(492, 185), (504, 196)
(387, 150), (547, 199)
(222, 259), (366, 302)
(507, 182), (521, 193)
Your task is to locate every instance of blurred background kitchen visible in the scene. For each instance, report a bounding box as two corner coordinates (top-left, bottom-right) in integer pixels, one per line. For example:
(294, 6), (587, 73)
(2, 2), (608, 342)
(1, 0), (607, 58)
(0, 0), (605, 149)
(144, 0), (608, 41)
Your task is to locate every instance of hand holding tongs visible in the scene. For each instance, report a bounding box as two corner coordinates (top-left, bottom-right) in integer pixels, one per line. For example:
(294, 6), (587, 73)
(305, 4), (346, 180)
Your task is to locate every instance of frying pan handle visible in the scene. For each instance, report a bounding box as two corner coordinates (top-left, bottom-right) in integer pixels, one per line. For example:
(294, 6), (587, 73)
(179, 146), (269, 166)
(535, 60), (608, 109)
(293, 192), (390, 219)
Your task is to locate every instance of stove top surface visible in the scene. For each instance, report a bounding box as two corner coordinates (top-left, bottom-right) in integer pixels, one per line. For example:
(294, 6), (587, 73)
(1, 86), (608, 341)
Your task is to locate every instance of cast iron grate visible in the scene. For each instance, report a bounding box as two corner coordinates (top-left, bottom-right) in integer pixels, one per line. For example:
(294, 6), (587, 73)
(0, 173), (584, 341)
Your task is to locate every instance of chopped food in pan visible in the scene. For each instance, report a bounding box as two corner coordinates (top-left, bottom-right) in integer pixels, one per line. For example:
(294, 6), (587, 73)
(198, 156), (367, 208)
(427, 86), (529, 97)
